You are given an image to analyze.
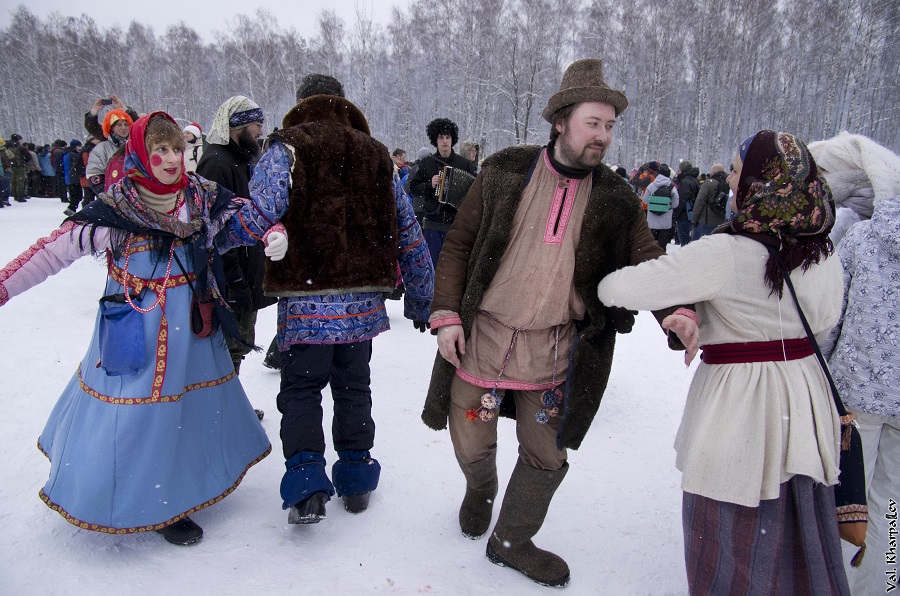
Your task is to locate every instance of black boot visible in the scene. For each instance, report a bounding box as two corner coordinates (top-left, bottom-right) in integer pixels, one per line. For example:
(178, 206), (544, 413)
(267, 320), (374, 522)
(288, 491), (328, 524)
(342, 492), (371, 514)
(157, 517), (203, 546)
(262, 337), (282, 370)
(458, 452), (498, 539)
(486, 459), (570, 587)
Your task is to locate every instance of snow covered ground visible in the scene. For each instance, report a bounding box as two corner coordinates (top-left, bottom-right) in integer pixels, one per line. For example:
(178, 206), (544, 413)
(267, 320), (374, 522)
(0, 197), (694, 595)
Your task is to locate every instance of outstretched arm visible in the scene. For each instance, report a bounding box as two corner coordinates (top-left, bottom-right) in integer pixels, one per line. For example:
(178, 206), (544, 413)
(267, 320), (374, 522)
(219, 141), (292, 250)
(0, 222), (102, 306)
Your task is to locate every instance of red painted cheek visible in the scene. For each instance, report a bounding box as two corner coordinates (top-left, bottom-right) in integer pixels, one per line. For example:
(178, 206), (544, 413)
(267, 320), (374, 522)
(150, 154), (163, 167)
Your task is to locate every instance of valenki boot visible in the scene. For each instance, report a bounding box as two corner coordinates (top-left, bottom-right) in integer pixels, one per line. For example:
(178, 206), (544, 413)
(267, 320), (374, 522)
(486, 459), (570, 587)
(457, 452), (499, 539)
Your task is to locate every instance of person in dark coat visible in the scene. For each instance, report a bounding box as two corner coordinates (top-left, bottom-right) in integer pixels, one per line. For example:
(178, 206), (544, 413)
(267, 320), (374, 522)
(409, 118), (477, 265)
(673, 160), (700, 246)
(197, 96), (275, 392)
(692, 163), (729, 238)
(422, 58), (692, 587)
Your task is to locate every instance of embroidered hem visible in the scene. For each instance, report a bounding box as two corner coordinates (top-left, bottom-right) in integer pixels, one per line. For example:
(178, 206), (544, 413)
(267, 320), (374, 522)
(455, 368), (560, 391)
(837, 503), (868, 523)
(36, 444), (272, 534)
(78, 366), (238, 405)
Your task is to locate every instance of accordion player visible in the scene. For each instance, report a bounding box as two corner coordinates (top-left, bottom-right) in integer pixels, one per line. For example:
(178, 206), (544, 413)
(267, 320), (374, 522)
(436, 165), (476, 210)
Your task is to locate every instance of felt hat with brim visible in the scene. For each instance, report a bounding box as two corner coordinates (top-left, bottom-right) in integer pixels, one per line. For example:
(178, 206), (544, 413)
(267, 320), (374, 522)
(542, 58), (628, 122)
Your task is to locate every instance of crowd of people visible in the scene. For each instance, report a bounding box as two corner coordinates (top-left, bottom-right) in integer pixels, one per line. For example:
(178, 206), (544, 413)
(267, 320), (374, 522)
(0, 57), (898, 595)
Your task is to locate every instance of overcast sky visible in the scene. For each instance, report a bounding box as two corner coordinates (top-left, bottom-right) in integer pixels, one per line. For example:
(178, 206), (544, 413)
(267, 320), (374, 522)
(0, 0), (411, 41)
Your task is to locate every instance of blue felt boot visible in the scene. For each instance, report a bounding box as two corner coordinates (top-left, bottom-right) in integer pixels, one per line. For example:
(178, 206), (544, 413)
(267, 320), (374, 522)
(332, 450), (381, 514)
(281, 452), (336, 524)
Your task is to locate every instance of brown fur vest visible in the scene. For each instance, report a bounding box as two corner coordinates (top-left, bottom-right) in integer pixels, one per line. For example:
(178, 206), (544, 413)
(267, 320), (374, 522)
(264, 96), (398, 297)
(422, 145), (665, 450)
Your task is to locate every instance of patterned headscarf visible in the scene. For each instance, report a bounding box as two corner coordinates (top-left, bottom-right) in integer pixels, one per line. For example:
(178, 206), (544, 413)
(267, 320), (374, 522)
(206, 96), (264, 146)
(715, 130), (835, 296)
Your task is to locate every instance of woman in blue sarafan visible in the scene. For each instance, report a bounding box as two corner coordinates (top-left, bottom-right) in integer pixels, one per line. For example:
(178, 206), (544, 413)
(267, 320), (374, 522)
(0, 112), (287, 546)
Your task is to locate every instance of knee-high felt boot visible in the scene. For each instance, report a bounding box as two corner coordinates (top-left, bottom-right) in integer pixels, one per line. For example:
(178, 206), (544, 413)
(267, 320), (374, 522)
(486, 459), (570, 587)
(457, 452), (498, 539)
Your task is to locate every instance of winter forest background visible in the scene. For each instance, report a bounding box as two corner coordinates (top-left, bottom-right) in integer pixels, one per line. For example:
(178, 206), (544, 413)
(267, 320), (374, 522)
(0, 0), (897, 170)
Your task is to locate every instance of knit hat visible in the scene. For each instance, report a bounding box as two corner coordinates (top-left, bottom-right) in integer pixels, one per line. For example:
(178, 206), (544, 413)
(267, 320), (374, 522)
(416, 146), (431, 160)
(808, 131), (900, 206)
(69, 139), (82, 148)
(426, 118), (458, 147)
(647, 161), (660, 172)
(183, 124), (202, 140)
(679, 160), (693, 172)
(658, 164), (671, 177)
(207, 96), (264, 146)
(542, 58), (628, 122)
(102, 109), (134, 138)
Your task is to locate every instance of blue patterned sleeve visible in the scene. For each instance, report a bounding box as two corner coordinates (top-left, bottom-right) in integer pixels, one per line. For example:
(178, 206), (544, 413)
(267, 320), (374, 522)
(220, 141), (292, 250)
(395, 175), (434, 321)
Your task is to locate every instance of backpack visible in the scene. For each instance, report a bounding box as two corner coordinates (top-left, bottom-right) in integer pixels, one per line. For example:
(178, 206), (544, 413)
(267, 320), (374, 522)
(647, 183), (674, 214)
(708, 179), (730, 217)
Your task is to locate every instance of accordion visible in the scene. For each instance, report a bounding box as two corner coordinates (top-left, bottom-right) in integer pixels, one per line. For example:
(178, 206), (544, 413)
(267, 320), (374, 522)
(436, 166), (476, 210)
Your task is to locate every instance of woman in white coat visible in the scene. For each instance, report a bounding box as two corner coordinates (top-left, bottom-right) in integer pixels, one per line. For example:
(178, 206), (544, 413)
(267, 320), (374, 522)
(598, 131), (850, 595)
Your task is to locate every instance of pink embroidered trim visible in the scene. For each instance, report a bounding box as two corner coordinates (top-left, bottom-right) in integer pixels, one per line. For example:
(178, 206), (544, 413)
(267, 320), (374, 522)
(0, 282), (7, 307)
(263, 222), (286, 244)
(455, 368), (558, 392)
(430, 316), (462, 329)
(542, 151), (577, 244)
(0, 221), (78, 290)
(673, 308), (699, 325)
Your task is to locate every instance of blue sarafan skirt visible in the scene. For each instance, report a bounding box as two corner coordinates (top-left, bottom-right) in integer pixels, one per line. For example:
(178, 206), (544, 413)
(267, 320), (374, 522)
(36, 244), (270, 534)
(682, 475), (850, 595)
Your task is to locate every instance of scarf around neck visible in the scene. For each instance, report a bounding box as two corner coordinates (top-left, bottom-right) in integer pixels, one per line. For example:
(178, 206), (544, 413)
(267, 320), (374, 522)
(67, 174), (249, 346)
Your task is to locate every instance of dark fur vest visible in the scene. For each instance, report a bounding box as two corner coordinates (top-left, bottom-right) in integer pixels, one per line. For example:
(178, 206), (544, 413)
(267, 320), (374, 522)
(422, 145), (652, 450)
(264, 95), (398, 296)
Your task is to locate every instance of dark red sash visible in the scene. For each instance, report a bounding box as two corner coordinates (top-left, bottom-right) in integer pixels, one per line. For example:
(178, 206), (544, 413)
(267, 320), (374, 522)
(700, 338), (813, 364)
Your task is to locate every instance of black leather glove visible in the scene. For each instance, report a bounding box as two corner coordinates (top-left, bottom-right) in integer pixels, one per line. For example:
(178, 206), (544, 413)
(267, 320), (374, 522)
(413, 320), (430, 333)
(606, 306), (637, 334)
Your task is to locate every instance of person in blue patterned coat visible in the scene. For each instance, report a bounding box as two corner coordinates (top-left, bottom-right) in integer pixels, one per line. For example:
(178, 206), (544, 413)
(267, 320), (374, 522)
(232, 84), (434, 524)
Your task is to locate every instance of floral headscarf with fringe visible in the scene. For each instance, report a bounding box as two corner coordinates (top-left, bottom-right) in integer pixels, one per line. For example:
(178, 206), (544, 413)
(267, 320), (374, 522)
(715, 130), (835, 296)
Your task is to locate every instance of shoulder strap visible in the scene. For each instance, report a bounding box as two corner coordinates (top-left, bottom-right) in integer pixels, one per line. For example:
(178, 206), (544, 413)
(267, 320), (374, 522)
(766, 246), (846, 417)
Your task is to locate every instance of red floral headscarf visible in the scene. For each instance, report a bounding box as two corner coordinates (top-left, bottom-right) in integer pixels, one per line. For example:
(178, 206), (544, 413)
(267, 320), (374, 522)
(715, 130), (835, 296)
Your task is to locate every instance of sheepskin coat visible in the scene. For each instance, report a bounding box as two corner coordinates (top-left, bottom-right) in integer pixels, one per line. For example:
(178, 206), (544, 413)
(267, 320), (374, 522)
(264, 96), (398, 296)
(422, 145), (678, 449)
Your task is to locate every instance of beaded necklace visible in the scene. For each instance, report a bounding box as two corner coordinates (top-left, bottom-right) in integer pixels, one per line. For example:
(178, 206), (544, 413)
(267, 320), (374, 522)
(122, 192), (184, 314)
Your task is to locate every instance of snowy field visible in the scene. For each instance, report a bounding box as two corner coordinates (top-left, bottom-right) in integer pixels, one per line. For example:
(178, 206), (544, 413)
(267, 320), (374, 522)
(0, 197), (694, 595)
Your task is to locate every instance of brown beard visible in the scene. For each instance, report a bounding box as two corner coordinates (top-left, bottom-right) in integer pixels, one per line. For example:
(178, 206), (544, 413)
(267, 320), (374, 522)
(557, 128), (606, 169)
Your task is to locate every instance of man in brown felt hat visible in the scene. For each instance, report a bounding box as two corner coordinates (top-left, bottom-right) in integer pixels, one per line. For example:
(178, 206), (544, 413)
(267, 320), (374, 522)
(421, 58), (696, 587)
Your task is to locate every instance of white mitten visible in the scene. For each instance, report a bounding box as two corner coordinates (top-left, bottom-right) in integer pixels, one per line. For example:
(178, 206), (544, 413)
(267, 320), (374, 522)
(264, 232), (288, 261)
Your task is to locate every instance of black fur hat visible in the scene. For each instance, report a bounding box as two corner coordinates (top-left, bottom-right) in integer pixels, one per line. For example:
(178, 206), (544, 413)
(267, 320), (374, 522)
(426, 118), (458, 147)
(296, 74), (345, 101)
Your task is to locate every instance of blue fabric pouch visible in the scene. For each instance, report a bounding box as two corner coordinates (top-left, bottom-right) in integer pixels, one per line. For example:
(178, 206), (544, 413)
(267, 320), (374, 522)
(98, 293), (146, 376)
